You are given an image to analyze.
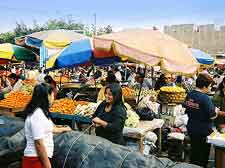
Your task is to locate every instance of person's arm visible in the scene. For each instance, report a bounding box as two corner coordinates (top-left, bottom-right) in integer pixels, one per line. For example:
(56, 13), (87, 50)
(213, 92), (222, 108)
(34, 139), (51, 168)
(1, 85), (12, 94)
(204, 96), (218, 120)
(92, 102), (104, 119)
(93, 106), (127, 133)
(12, 80), (23, 91)
(53, 125), (72, 133)
(105, 107), (126, 132)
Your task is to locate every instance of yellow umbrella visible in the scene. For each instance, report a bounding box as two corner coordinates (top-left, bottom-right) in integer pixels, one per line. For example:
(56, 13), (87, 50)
(94, 29), (199, 74)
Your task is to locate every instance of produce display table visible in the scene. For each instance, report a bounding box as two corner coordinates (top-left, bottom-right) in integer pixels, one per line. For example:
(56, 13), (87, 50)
(123, 119), (164, 153)
(207, 133), (225, 168)
(214, 146), (225, 168)
(0, 106), (25, 116)
(49, 112), (92, 129)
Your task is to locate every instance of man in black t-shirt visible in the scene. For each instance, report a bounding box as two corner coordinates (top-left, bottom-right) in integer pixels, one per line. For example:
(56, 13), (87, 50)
(184, 73), (225, 168)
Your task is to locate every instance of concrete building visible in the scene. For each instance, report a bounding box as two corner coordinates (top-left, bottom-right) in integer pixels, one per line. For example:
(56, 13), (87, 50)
(164, 24), (225, 56)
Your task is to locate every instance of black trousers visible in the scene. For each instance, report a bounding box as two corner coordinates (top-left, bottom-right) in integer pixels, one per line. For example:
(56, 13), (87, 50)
(190, 135), (211, 168)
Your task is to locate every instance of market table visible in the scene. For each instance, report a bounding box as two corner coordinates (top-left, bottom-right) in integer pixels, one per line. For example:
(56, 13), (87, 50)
(123, 119), (164, 154)
(207, 133), (225, 168)
(49, 112), (92, 130)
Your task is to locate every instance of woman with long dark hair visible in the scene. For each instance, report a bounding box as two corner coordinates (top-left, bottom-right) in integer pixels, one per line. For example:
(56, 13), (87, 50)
(44, 75), (57, 99)
(93, 83), (127, 145)
(97, 71), (118, 102)
(22, 83), (71, 168)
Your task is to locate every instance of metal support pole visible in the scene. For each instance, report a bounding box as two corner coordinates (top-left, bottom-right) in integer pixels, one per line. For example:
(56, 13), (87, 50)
(137, 65), (147, 105)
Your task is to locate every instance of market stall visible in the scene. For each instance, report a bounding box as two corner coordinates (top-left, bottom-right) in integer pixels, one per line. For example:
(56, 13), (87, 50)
(208, 131), (225, 168)
(0, 91), (31, 116)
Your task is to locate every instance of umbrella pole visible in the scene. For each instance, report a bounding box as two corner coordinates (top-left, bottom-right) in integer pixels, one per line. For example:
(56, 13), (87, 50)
(60, 71), (62, 88)
(92, 65), (98, 96)
(124, 61), (128, 81)
(151, 66), (154, 88)
(137, 65), (147, 105)
(6, 64), (8, 76)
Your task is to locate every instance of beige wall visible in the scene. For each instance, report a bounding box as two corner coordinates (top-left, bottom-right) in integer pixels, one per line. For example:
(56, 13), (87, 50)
(164, 24), (225, 55)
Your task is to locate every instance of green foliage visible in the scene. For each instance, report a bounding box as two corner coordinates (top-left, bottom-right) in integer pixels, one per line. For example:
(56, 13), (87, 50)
(0, 32), (15, 43)
(0, 19), (113, 44)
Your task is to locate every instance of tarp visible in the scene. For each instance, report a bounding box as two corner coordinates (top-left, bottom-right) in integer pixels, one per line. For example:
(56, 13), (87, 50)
(94, 29), (199, 74)
(0, 127), (200, 168)
(191, 48), (214, 65)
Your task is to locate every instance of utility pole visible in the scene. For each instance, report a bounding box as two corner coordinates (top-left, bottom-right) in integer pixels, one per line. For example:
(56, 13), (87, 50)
(93, 13), (97, 36)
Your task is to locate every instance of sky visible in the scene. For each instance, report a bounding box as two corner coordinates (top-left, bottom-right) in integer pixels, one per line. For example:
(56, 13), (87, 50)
(0, 0), (225, 33)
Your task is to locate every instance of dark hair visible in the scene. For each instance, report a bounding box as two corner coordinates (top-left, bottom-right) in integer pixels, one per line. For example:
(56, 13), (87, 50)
(154, 74), (166, 90)
(176, 76), (182, 84)
(106, 71), (118, 84)
(196, 73), (213, 89)
(105, 83), (125, 108)
(24, 83), (53, 118)
(44, 75), (54, 83)
(217, 77), (225, 96)
(8, 73), (18, 81)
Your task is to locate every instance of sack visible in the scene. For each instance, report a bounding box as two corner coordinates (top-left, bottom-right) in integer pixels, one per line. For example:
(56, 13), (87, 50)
(0, 116), (24, 137)
(136, 107), (156, 120)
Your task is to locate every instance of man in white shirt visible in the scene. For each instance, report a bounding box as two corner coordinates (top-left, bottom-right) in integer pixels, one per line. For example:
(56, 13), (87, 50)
(112, 67), (122, 82)
(37, 69), (46, 84)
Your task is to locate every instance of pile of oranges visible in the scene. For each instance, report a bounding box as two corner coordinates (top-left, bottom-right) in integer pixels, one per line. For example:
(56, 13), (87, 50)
(0, 91), (31, 109)
(49, 98), (89, 115)
(22, 79), (37, 86)
(122, 87), (135, 97)
(54, 76), (70, 84)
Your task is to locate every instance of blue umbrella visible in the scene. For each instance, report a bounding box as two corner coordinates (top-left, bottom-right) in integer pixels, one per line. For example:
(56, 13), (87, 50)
(191, 48), (214, 65)
(46, 39), (92, 69)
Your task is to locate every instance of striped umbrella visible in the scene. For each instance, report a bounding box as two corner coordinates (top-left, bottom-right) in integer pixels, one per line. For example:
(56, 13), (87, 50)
(0, 43), (37, 63)
(94, 29), (199, 74)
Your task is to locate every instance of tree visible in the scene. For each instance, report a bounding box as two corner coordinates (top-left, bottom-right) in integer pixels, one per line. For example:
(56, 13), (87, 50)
(0, 32), (15, 44)
(44, 19), (85, 31)
(104, 25), (113, 34)
(96, 25), (113, 35)
(0, 18), (113, 44)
